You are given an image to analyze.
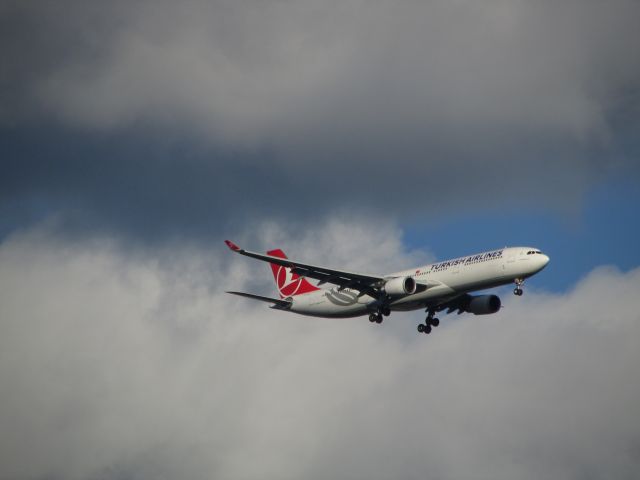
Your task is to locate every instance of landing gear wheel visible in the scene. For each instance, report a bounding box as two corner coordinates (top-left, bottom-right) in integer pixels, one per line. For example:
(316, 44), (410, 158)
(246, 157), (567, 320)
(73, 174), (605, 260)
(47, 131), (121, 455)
(514, 278), (524, 296)
(369, 313), (377, 323)
(382, 306), (391, 317)
(421, 308), (437, 334)
(417, 324), (425, 333)
(375, 314), (383, 324)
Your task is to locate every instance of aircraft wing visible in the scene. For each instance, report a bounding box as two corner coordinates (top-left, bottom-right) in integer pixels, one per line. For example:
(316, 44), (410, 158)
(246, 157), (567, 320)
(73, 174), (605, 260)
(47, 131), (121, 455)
(224, 240), (385, 298)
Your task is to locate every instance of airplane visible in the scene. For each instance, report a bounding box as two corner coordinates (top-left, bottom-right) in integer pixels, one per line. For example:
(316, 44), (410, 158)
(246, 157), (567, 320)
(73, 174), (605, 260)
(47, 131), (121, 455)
(224, 240), (549, 334)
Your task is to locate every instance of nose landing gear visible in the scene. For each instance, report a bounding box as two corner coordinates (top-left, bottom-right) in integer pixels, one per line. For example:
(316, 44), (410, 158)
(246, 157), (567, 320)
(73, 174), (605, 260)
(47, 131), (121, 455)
(513, 278), (524, 296)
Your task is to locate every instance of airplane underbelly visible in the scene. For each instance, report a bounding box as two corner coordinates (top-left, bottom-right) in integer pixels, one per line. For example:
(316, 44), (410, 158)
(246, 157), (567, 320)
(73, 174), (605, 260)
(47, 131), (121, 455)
(291, 291), (368, 318)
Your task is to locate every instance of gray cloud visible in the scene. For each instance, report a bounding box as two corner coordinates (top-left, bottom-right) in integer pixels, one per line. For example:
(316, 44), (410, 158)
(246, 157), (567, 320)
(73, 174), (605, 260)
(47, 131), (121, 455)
(18, 1), (639, 144)
(1, 221), (639, 480)
(1, 1), (640, 239)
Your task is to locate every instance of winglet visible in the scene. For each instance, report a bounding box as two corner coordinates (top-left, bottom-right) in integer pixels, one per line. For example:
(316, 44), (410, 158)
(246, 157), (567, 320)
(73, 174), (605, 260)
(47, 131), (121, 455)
(224, 240), (241, 251)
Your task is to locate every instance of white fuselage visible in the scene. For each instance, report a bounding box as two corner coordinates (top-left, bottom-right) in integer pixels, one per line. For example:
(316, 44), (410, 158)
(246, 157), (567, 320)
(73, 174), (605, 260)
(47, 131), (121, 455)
(287, 247), (549, 318)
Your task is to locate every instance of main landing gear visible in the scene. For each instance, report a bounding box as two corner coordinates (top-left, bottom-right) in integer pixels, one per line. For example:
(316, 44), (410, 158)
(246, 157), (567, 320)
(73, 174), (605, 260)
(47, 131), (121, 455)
(417, 310), (440, 335)
(368, 305), (391, 324)
(513, 278), (524, 296)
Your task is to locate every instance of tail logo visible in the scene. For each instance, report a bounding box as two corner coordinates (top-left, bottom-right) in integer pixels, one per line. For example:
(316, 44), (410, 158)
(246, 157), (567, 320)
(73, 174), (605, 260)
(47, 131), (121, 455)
(267, 248), (319, 297)
(276, 266), (306, 297)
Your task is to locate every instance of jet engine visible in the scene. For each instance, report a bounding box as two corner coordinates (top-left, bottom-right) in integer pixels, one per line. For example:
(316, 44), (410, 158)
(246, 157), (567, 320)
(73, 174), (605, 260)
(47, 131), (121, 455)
(465, 294), (501, 315)
(383, 276), (417, 296)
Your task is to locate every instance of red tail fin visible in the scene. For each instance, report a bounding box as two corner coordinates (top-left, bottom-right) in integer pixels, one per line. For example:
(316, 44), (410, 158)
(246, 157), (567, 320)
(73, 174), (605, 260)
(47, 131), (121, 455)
(267, 249), (320, 298)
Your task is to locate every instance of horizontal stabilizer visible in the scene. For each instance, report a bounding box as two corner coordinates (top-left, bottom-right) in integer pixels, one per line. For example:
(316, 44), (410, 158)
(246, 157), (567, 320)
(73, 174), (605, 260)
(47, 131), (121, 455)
(226, 291), (292, 310)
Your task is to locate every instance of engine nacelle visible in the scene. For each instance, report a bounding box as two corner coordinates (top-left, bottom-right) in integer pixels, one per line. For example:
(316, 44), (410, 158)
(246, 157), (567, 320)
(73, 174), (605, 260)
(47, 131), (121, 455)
(383, 276), (417, 296)
(465, 294), (501, 315)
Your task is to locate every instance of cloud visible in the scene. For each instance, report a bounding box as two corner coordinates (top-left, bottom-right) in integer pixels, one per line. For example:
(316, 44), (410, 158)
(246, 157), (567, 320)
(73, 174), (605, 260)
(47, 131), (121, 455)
(1, 1), (639, 240)
(16, 1), (638, 146)
(1, 220), (639, 480)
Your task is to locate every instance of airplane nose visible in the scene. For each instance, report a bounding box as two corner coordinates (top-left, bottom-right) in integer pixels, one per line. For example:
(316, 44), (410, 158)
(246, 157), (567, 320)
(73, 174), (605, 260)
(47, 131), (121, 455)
(540, 254), (550, 267)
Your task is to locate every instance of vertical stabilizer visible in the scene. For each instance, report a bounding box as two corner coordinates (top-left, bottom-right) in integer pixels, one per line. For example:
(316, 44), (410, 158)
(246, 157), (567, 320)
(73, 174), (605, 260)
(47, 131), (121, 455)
(267, 249), (320, 298)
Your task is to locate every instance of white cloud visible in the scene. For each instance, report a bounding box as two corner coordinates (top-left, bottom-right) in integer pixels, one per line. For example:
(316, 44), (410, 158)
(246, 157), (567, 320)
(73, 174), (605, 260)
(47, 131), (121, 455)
(0, 222), (639, 479)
